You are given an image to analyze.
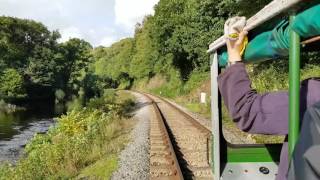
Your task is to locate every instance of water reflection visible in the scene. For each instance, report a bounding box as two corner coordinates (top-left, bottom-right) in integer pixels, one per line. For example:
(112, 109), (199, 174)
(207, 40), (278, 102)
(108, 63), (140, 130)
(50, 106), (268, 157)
(0, 112), (26, 140)
(0, 101), (63, 163)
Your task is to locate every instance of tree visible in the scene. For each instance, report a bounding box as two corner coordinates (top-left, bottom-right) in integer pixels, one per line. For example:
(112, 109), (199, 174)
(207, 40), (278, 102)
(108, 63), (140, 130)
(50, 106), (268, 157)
(0, 68), (25, 98)
(0, 16), (64, 100)
(0, 16), (55, 71)
(58, 38), (93, 97)
(89, 0), (274, 92)
(26, 46), (58, 86)
(94, 38), (134, 88)
(129, 16), (158, 79)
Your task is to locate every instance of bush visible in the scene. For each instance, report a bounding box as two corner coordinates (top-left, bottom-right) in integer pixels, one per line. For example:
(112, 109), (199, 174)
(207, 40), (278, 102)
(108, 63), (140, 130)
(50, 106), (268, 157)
(0, 68), (26, 99)
(66, 97), (84, 112)
(182, 70), (209, 94)
(0, 91), (136, 179)
(103, 89), (116, 101)
(0, 108), (127, 179)
(248, 61), (289, 93)
(151, 68), (183, 98)
(55, 89), (66, 104)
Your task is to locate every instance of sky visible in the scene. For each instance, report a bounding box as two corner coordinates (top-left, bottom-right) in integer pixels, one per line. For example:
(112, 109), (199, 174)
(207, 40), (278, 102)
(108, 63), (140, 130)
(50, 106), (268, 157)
(0, 0), (159, 47)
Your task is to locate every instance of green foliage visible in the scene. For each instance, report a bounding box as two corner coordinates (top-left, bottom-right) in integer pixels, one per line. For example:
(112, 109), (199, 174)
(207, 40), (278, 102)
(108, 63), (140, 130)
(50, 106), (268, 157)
(103, 89), (116, 103)
(66, 96), (84, 112)
(249, 61), (289, 93)
(151, 69), (183, 98)
(54, 89), (65, 103)
(129, 16), (158, 79)
(94, 38), (134, 81)
(182, 71), (209, 93)
(0, 92), (135, 179)
(152, 0), (224, 78)
(248, 52), (320, 94)
(77, 155), (118, 179)
(301, 64), (320, 79)
(0, 15), (98, 107)
(0, 16), (55, 71)
(91, 0), (277, 96)
(60, 38), (93, 92)
(0, 68), (25, 98)
(25, 46), (61, 86)
(0, 16), (63, 100)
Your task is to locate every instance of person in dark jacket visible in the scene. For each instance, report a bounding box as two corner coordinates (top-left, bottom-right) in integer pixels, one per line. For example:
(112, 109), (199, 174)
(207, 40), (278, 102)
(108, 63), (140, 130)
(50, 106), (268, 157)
(218, 30), (320, 180)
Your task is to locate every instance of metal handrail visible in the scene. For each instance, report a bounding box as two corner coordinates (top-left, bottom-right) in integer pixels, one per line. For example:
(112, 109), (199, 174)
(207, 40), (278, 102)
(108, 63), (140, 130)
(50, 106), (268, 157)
(207, 0), (302, 53)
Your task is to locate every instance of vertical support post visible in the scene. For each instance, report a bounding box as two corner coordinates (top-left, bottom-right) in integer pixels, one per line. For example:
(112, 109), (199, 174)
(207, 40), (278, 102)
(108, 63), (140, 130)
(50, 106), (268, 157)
(211, 52), (220, 179)
(289, 14), (300, 157)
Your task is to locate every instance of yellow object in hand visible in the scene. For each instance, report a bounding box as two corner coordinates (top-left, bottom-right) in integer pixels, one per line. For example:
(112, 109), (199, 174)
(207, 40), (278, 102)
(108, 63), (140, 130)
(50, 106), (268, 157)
(240, 36), (248, 56)
(228, 33), (239, 39)
(228, 33), (248, 56)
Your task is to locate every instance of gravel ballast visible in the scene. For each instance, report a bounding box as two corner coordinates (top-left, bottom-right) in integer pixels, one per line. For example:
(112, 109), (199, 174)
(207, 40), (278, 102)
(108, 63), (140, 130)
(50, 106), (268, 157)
(111, 92), (150, 180)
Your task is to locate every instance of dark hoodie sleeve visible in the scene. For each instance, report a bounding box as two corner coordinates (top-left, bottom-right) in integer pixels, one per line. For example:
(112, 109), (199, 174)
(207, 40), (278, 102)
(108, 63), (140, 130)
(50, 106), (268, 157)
(218, 63), (288, 135)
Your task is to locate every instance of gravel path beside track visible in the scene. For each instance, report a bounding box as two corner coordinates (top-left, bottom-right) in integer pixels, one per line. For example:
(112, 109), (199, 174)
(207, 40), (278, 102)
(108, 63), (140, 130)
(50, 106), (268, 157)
(111, 92), (150, 180)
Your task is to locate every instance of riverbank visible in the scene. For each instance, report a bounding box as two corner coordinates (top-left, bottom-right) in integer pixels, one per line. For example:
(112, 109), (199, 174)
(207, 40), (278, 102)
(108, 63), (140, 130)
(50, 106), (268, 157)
(0, 98), (60, 164)
(0, 118), (55, 164)
(0, 90), (136, 179)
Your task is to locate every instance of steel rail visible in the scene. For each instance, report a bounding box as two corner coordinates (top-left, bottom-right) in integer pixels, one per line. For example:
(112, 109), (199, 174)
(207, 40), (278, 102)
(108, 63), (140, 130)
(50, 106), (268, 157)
(142, 92), (213, 179)
(142, 92), (184, 180)
(154, 94), (211, 135)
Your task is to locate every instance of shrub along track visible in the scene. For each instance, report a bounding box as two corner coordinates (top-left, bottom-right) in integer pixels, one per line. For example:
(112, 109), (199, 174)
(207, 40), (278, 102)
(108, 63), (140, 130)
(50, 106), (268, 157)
(141, 92), (213, 180)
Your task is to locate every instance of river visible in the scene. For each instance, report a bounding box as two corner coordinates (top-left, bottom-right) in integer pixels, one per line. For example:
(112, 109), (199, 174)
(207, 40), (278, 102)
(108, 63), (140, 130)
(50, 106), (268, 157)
(0, 102), (61, 164)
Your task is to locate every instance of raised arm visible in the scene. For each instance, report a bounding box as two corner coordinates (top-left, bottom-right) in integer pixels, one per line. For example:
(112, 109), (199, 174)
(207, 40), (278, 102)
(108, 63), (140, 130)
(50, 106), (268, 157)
(219, 19), (288, 135)
(218, 63), (288, 135)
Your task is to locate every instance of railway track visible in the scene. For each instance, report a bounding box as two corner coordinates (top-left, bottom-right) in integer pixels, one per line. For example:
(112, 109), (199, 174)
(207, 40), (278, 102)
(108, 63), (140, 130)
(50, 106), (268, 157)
(142, 92), (213, 180)
(146, 93), (184, 179)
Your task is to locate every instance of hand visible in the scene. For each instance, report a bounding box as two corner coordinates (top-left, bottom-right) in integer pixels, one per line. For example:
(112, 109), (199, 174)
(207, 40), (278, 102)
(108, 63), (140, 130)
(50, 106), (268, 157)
(226, 30), (248, 63)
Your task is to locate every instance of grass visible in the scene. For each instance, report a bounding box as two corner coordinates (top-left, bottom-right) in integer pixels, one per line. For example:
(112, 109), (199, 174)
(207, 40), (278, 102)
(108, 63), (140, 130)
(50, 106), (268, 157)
(135, 68), (210, 98)
(77, 154), (118, 179)
(184, 103), (210, 118)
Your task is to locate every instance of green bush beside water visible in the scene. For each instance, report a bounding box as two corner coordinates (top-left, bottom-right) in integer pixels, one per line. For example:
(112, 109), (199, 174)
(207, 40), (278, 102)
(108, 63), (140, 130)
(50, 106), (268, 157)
(0, 91), (135, 179)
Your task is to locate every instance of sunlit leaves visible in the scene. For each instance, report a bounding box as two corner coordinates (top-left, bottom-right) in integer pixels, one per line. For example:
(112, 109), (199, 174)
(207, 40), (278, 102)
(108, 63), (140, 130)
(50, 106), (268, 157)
(0, 68), (25, 98)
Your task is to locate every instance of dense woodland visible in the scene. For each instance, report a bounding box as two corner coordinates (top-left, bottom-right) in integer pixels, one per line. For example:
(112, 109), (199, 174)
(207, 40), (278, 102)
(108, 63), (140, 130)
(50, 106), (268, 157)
(93, 0), (275, 95)
(0, 0), (277, 108)
(2, 0), (320, 108)
(0, 16), (98, 110)
(92, 0), (319, 98)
